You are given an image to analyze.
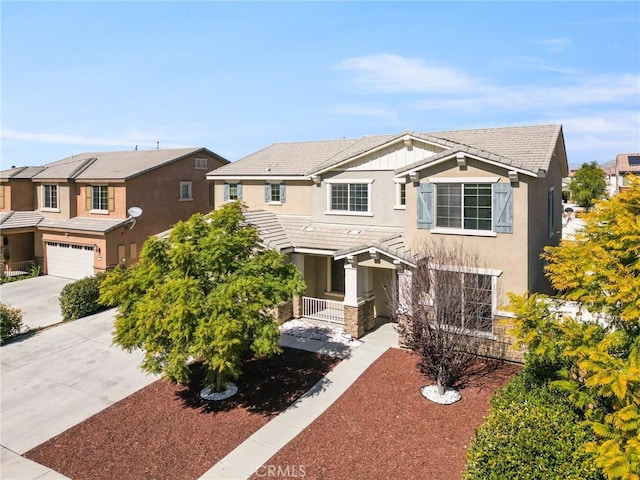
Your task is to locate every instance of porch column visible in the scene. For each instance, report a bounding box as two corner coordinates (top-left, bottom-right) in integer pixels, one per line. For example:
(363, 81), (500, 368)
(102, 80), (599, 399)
(291, 253), (305, 319)
(396, 267), (413, 347)
(343, 256), (370, 338)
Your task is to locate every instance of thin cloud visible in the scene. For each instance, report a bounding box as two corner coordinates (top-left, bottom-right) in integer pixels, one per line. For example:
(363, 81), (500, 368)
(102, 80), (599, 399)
(335, 53), (483, 94)
(533, 37), (572, 52)
(1, 128), (188, 150)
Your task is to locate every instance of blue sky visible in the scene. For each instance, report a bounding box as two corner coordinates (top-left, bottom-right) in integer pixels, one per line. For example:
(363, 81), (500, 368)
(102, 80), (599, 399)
(2, 1), (639, 169)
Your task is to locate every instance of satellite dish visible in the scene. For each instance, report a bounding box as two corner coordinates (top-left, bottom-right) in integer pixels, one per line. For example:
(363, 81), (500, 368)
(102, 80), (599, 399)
(127, 206), (143, 218)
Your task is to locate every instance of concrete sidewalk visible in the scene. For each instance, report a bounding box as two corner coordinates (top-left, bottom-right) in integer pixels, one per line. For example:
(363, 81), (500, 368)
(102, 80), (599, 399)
(199, 322), (399, 479)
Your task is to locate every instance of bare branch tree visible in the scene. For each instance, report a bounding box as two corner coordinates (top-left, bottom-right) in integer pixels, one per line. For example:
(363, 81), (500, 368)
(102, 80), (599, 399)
(393, 239), (503, 396)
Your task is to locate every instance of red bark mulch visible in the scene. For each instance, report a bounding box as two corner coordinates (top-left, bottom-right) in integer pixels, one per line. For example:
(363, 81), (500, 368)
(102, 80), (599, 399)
(25, 348), (340, 480)
(26, 347), (519, 480)
(249, 348), (520, 480)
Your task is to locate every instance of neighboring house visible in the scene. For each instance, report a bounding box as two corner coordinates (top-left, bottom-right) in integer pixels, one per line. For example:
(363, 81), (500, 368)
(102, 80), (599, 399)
(207, 124), (568, 357)
(602, 153), (640, 196)
(1, 148), (228, 278)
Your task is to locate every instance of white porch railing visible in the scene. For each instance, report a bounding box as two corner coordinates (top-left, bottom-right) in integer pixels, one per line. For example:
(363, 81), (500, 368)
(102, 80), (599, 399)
(302, 296), (344, 325)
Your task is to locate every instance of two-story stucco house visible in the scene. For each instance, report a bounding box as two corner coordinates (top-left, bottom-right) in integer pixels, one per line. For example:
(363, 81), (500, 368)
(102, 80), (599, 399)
(1, 148), (228, 278)
(207, 124), (567, 355)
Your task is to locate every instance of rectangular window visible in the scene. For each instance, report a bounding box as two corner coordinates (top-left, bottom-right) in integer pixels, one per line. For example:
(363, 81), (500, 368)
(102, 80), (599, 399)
(0, 185), (4, 209)
(44, 184), (58, 209)
(229, 183), (239, 200)
(433, 269), (493, 333)
(180, 181), (192, 200)
(209, 184), (215, 208)
(399, 183), (406, 206)
(270, 183), (281, 202)
(194, 158), (208, 169)
(92, 185), (109, 211)
(329, 183), (369, 213)
(436, 183), (491, 231)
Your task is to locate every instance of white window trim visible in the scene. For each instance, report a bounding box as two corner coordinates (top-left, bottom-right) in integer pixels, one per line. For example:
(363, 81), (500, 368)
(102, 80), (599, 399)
(42, 184), (59, 211)
(325, 178), (374, 216)
(394, 182), (407, 210)
(429, 177), (496, 236)
(421, 264), (501, 337)
(91, 185), (109, 212)
(268, 182), (283, 205)
(179, 181), (193, 201)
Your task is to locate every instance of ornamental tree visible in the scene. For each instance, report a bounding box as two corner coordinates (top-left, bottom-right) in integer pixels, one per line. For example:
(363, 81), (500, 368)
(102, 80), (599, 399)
(100, 202), (305, 392)
(569, 161), (607, 211)
(508, 176), (640, 480)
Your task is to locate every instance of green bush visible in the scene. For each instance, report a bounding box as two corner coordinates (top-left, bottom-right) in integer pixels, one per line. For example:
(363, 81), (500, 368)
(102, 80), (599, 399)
(464, 373), (603, 480)
(60, 272), (109, 321)
(1, 303), (23, 342)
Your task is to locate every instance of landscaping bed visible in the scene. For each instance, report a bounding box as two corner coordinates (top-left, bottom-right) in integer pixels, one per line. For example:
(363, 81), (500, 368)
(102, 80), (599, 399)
(250, 348), (520, 480)
(25, 347), (340, 480)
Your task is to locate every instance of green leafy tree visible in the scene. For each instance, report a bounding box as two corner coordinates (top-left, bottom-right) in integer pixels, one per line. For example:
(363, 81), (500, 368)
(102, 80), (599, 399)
(569, 161), (607, 211)
(100, 202), (305, 392)
(508, 176), (640, 480)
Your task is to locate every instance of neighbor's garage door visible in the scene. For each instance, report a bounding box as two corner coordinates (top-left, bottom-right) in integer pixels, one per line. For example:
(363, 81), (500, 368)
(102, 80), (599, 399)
(46, 242), (95, 279)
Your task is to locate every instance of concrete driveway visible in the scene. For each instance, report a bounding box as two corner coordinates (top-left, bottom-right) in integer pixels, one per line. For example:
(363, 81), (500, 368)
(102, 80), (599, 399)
(1, 308), (158, 479)
(0, 276), (75, 330)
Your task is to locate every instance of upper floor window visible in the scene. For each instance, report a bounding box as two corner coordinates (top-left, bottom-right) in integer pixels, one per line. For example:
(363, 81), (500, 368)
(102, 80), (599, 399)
(0, 185), (4, 209)
(326, 179), (373, 215)
(264, 183), (286, 204)
(437, 183), (492, 230)
(194, 158), (208, 169)
(417, 179), (512, 235)
(43, 184), (58, 209)
(223, 183), (242, 202)
(86, 185), (114, 213)
(179, 181), (193, 201)
(92, 185), (109, 211)
(548, 187), (555, 238)
(395, 181), (406, 209)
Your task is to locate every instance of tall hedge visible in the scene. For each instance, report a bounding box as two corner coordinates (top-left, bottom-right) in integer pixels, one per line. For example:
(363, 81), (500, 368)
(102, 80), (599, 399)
(60, 272), (109, 321)
(464, 373), (603, 480)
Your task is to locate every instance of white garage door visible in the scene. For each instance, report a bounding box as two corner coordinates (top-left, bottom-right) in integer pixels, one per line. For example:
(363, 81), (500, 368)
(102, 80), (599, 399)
(46, 242), (95, 279)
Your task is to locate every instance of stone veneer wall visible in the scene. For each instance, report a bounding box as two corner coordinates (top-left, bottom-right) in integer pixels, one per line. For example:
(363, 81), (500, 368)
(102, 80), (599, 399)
(292, 295), (302, 319)
(344, 299), (375, 339)
(268, 301), (294, 324)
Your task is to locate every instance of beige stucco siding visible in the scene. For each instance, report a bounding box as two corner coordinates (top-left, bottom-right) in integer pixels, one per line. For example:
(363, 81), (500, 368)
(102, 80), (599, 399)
(213, 180), (313, 215)
(403, 158), (533, 307)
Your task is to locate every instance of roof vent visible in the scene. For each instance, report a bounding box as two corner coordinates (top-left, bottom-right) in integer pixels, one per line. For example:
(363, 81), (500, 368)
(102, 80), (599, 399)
(347, 229), (362, 235)
(303, 226), (316, 231)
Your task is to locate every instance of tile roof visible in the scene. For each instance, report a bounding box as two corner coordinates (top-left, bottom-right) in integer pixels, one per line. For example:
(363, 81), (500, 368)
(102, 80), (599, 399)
(37, 217), (129, 233)
(243, 210), (412, 263)
(0, 166), (46, 180)
(209, 124), (564, 179)
(0, 211), (44, 230)
(602, 154), (640, 174)
(29, 148), (222, 181)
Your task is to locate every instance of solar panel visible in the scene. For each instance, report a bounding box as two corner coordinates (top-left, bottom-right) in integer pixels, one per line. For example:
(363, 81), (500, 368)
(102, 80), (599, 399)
(628, 155), (640, 166)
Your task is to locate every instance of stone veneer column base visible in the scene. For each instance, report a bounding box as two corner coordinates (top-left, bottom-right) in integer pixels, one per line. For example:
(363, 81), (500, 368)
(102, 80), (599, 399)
(344, 300), (375, 339)
(292, 295), (303, 319)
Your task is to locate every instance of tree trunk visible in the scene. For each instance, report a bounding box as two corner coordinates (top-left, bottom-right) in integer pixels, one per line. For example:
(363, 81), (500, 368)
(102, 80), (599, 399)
(215, 371), (225, 392)
(437, 376), (445, 396)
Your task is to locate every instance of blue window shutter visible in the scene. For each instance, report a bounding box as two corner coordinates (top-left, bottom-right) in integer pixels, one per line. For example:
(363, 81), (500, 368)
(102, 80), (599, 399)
(223, 183), (229, 202)
(493, 183), (513, 233)
(264, 184), (271, 202)
(281, 183), (286, 203)
(237, 183), (243, 199)
(417, 183), (434, 229)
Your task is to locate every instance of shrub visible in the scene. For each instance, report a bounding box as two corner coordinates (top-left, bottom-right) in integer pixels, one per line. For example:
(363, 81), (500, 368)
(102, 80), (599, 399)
(1, 303), (23, 342)
(60, 272), (109, 321)
(464, 373), (603, 480)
